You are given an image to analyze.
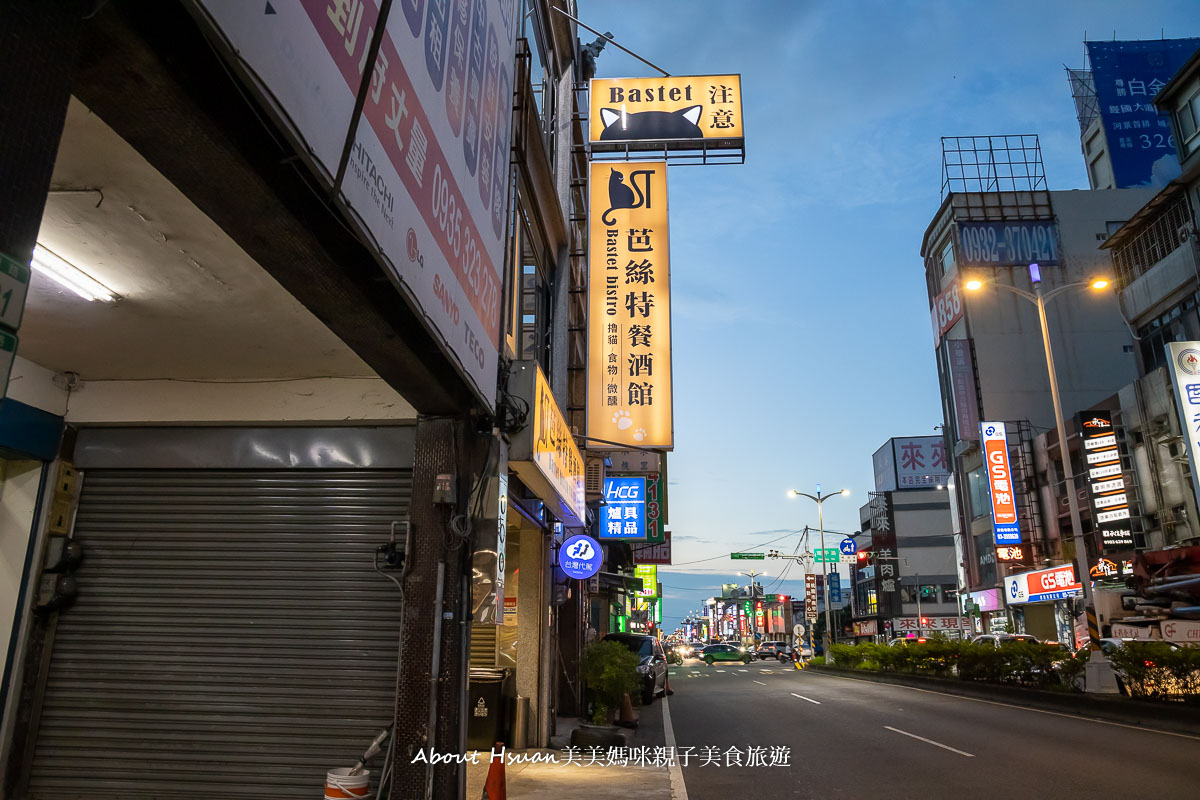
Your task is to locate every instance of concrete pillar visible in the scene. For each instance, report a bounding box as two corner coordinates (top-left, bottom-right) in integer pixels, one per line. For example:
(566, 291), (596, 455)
(515, 523), (544, 742)
(0, 4), (87, 795)
(390, 418), (486, 800)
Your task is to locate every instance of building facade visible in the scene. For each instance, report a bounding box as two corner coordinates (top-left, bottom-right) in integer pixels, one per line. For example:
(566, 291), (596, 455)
(0, 2), (602, 797)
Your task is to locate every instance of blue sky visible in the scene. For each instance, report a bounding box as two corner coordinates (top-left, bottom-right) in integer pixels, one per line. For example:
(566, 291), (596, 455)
(579, 0), (1200, 631)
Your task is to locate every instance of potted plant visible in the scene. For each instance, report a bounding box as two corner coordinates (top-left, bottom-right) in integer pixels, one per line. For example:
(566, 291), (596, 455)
(571, 640), (640, 747)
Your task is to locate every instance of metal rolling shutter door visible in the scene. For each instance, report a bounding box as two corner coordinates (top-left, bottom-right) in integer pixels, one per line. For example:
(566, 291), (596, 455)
(26, 469), (410, 799)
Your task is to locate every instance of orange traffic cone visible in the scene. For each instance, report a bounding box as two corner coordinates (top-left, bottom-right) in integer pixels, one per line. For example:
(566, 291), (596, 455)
(481, 743), (506, 800)
(616, 692), (638, 728)
(664, 672), (674, 696)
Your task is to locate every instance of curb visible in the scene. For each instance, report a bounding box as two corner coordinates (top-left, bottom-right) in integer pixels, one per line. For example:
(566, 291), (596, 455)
(807, 665), (1200, 735)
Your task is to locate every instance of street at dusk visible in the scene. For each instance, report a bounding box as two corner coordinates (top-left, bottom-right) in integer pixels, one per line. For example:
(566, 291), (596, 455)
(1, 1), (1200, 799)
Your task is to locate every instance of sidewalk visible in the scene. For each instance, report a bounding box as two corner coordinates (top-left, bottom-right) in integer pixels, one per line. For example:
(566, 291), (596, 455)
(463, 701), (674, 799)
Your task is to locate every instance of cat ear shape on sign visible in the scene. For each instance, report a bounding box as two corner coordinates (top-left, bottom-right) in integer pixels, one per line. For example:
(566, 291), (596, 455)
(600, 108), (622, 129)
(680, 105), (702, 125)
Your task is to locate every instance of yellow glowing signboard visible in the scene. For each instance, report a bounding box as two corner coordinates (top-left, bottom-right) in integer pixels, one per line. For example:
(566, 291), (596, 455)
(588, 161), (672, 449)
(589, 75), (743, 148)
(531, 365), (586, 522)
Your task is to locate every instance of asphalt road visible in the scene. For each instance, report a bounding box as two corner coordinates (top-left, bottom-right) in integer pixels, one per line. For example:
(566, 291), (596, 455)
(663, 657), (1198, 799)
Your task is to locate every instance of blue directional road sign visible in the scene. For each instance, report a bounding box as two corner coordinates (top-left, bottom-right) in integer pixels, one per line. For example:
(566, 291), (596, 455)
(560, 535), (603, 580)
(839, 537), (857, 556)
(829, 573), (842, 604)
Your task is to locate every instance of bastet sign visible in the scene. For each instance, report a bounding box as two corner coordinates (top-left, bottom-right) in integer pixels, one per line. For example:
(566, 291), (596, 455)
(587, 161), (673, 449)
(588, 75), (743, 150)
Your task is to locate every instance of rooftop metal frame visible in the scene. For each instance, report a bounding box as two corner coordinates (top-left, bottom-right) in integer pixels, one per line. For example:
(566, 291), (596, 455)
(941, 135), (1047, 200)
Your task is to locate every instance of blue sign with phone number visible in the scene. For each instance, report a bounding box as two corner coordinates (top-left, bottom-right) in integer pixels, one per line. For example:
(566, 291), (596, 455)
(957, 220), (1059, 268)
(1087, 39), (1200, 189)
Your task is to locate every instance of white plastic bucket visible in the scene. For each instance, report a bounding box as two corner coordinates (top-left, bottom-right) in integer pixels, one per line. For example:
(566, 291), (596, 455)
(325, 767), (370, 799)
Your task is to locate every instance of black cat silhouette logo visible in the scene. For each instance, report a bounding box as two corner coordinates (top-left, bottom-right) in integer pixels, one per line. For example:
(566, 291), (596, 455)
(598, 105), (703, 142)
(602, 168), (654, 225)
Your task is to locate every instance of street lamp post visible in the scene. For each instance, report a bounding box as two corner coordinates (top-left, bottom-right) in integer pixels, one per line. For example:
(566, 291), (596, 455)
(738, 570), (766, 646)
(965, 265), (1118, 693)
(786, 485), (850, 658)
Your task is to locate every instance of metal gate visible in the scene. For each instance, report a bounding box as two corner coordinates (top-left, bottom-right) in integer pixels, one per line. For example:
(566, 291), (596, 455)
(25, 468), (410, 799)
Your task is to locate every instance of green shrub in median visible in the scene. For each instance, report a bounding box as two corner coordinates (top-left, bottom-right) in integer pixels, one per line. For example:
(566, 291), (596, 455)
(824, 640), (1074, 689)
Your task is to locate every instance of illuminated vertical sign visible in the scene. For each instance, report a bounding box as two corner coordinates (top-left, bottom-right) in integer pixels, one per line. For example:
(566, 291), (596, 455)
(1077, 411), (1133, 550)
(981, 422), (1020, 544)
(635, 564), (658, 598)
(597, 476), (647, 540)
(1168, 342), (1200, 525)
(588, 161), (673, 449)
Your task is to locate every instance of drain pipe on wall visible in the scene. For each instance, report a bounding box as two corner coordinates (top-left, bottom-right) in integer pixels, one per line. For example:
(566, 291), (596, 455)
(456, 570), (470, 800)
(424, 560), (447, 799)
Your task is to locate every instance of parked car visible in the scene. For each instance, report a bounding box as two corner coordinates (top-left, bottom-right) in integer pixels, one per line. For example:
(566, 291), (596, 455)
(970, 633), (1039, 648)
(700, 643), (752, 665)
(754, 641), (789, 660)
(888, 637), (928, 646)
(1053, 637), (1184, 695)
(603, 633), (668, 703)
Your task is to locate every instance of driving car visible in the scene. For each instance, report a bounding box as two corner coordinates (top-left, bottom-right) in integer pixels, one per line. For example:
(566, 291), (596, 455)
(603, 633), (668, 703)
(889, 637), (928, 646)
(970, 633), (1039, 647)
(755, 641), (792, 660)
(700, 643), (752, 665)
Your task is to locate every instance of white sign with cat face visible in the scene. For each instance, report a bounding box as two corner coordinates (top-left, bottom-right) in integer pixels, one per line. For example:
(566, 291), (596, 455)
(589, 75), (744, 150)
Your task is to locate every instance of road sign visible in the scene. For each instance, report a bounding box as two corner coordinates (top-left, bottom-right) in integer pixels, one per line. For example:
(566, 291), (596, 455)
(0, 253), (30, 333)
(838, 537), (857, 555)
(793, 623), (805, 638)
(731, 552), (765, 560)
(839, 554), (857, 564)
(812, 548), (841, 563)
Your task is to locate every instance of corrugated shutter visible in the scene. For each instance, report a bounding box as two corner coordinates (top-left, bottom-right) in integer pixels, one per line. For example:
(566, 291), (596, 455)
(26, 469), (410, 799)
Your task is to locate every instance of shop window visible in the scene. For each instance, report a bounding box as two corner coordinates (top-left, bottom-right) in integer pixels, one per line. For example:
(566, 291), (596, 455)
(940, 584), (958, 603)
(940, 239), (956, 280)
(1137, 290), (1200, 373)
(966, 466), (990, 520)
(1176, 86), (1200, 157)
(510, 191), (554, 373)
(900, 585), (918, 603)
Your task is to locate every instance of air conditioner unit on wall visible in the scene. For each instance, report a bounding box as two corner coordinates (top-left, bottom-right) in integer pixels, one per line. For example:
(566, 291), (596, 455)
(1179, 220), (1196, 245)
(585, 458), (605, 497)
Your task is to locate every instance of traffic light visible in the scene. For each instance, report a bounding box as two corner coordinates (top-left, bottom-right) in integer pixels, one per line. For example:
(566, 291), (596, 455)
(920, 616), (929, 627)
(857, 551), (871, 563)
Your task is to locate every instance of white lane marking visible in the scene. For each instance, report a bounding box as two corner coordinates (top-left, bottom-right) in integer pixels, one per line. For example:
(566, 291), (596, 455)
(663, 697), (689, 800)
(811, 671), (1200, 742)
(790, 693), (821, 705)
(753, 680), (767, 686)
(716, 669), (727, 673)
(884, 725), (974, 757)
(737, 669), (749, 672)
(729, 671), (739, 677)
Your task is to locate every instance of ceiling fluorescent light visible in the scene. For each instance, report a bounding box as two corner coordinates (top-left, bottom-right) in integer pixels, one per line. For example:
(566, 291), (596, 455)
(31, 245), (118, 302)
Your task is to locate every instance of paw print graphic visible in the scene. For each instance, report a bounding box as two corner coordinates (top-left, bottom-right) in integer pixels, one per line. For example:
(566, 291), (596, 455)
(633, 428), (647, 442)
(612, 410), (633, 430)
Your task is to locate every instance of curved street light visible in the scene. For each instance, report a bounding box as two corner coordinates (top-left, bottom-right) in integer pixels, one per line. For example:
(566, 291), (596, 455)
(964, 264), (1118, 693)
(786, 485), (850, 657)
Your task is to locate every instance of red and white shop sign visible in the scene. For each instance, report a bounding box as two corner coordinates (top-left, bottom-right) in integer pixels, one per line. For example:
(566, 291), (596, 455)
(1004, 564), (1082, 605)
(930, 281), (963, 346)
